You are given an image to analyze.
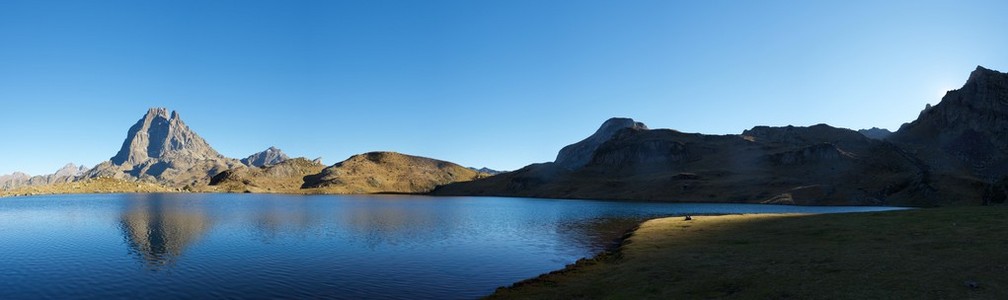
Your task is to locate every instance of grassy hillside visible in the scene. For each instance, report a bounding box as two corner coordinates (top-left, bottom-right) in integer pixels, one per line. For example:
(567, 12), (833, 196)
(303, 151), (485, 194)
(490, 206), (1008, 299)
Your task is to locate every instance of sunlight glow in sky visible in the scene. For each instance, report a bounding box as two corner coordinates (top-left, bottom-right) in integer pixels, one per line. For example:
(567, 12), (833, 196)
(2, 0), (1007, 175)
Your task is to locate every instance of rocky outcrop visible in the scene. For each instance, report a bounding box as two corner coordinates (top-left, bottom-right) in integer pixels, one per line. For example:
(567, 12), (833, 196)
(555, 118), (647, 170)
(241, 146), (290, 167)
(87, 108), (241, 188)
(890, 66), (1008, 179)
(858, 127), (893, 140)
(302, 152), (482, 194)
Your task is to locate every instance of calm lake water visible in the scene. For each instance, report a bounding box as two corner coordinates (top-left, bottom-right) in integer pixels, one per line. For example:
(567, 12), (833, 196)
(0, 193), (905, 299)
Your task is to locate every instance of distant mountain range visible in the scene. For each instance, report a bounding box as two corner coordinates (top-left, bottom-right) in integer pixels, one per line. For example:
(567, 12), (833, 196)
(1, 163), (88, 190)
(4, 66), (1008, 205)
(434, 66), (1008, 206)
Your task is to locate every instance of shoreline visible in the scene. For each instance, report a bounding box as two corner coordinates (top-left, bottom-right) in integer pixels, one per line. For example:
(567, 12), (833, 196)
(486, 207), (1008, 299)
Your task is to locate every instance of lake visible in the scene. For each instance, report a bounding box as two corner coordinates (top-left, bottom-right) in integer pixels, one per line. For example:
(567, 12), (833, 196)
(0, 193), (905, 299)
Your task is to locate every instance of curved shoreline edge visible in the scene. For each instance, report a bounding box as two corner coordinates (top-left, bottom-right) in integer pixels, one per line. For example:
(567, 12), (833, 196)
(486, 207), (1008, 299)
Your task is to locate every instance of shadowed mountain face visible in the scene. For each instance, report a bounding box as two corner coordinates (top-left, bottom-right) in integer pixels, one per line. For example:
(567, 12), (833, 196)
(555, 118), (648, 170)
(891, 66), (1008, 180)
(87, 108), (241, 188)
(436, 67), (1008, 205)
(435, 122), (934, 205)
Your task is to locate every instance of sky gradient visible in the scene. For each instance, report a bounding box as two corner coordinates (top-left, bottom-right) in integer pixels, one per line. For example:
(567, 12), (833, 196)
(2, 0), (1007, 175)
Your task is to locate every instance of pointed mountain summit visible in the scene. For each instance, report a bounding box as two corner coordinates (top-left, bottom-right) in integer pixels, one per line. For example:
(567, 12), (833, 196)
(242, 146), (290, 167)
(111, 108), (225, 166)
(555, 118), (648, 170)
(891, 65), (1008, 179)
(88, 108), (240, 188)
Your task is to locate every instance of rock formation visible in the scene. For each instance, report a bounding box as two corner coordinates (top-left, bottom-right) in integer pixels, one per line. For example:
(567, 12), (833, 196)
(890, 66), (1008, 180)
(555, 118), (648, 170)
(241, 146), (290, 167)
(86, 108), (241, 188)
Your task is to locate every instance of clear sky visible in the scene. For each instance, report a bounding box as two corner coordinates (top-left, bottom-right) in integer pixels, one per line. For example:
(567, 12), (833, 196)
(2, 0), (1007, 176)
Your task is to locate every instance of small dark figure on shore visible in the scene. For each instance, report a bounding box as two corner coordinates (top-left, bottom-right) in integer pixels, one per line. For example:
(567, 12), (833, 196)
(684, 215), (692, 221)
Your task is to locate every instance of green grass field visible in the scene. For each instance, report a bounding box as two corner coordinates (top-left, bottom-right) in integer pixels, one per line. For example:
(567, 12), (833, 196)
(490, 206), (1008, 299)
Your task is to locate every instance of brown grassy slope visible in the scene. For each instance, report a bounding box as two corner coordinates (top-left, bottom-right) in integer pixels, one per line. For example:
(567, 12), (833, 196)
(0, 177), (175, 197)
(202, 157), (327, 193)
(302, 151), (484, 194)
(435, 125), (983, 206)
(490, 206), (1008, 299)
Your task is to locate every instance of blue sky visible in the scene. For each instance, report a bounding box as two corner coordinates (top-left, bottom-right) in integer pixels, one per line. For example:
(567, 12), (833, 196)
(1, 0), (1006, 175)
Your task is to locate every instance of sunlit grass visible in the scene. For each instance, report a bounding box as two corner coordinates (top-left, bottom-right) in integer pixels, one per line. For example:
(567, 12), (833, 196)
(490, 206), (1008, 299)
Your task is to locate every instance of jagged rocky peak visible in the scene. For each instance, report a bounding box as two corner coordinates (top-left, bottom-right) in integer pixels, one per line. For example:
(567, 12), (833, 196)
(242, 146), (290, 167)
(111, 107), (224, 166)
(891, 65), (1008, 177)
(555, 117), (648, 170)
(53, 163), (89, 177)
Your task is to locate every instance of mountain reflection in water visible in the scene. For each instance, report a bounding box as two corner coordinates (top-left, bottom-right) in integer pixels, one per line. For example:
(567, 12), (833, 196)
(0, 194), (903, 299)
(119, 194), (211, 267)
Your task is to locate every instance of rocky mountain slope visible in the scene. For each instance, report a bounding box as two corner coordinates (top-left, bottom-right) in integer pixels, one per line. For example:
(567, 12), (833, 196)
(241, 146), (290, 167)
(435, 120), (943, 205)
(0, 172), (31, 190)
(85, 108), (242, 188)
(555, 118), (648, 170)
(1, 163), (89, 190)
(434, 66), (1008, 206)
(890, 66), (1008, 181)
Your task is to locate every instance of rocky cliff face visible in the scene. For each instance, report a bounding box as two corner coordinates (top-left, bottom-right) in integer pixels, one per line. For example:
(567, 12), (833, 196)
(555, 118), (648, 170)
(891, 66), (1008, 179)
(111, 108), (225, 165)
(241, 146), (290, 167)
(87, 108), (240, 188)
